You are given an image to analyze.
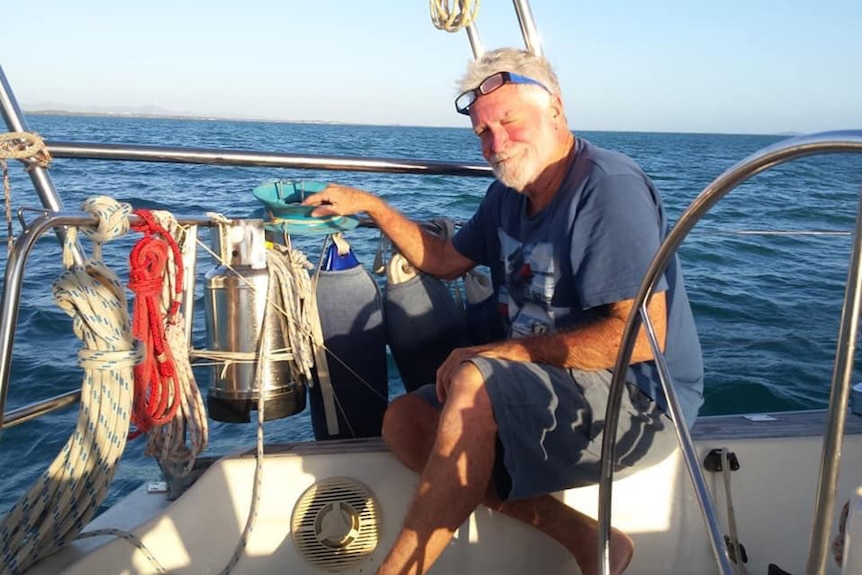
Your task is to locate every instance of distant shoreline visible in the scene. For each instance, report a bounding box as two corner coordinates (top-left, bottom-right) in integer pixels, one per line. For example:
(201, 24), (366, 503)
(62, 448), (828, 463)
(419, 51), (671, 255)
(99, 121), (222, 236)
(23, 109), (348, 126)
(21, 109), (804, 137)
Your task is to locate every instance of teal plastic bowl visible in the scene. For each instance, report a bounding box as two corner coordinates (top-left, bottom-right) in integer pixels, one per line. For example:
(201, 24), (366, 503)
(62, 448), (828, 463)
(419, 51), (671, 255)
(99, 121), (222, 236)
(252, 180), (358, 236)
(252, 180), (327, 218)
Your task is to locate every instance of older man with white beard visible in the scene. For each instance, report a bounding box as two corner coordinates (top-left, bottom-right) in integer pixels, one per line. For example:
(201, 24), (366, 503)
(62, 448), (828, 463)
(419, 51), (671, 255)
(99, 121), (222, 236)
(303, 47), (703, 575)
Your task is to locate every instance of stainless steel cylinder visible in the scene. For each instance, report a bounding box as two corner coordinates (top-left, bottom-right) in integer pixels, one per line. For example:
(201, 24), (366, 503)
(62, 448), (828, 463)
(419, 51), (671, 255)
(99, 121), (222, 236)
(203, 220), (304, 422)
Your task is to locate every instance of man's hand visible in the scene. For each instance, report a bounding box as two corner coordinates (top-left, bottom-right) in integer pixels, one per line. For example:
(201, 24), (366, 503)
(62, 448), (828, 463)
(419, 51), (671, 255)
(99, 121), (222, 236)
(302, 184), (376, 217)
(435, 343), (514, 402)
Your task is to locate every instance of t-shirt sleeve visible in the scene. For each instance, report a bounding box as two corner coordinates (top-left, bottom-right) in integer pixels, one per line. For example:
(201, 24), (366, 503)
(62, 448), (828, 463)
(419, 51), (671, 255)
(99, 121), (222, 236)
(572, 173), (668, 309)
(452, 184), (497, 266)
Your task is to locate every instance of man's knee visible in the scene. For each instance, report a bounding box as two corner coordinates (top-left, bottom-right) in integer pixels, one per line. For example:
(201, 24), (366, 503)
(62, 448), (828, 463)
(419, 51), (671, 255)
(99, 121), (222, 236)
(382, 394), (438, 449)
(446, 362), (493, 413)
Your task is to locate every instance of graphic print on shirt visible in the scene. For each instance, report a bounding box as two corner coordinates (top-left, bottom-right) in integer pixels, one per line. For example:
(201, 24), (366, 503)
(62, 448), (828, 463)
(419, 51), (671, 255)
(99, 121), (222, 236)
(498, 228), (560, 461)
(498, 229), (557, 339)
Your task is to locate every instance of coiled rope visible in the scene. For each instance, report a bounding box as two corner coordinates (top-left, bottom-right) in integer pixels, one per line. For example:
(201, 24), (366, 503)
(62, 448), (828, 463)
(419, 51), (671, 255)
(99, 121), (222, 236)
(127, 209), (184, 437)
(187, 217), (315, 573)
(189, 216), (316, 382)
(129, 210), (207, 479)
(0, 197), (139, 575)
(0, 132), (51, 251)
(266, 244), (316, 380)
(430, 0), (480, 32)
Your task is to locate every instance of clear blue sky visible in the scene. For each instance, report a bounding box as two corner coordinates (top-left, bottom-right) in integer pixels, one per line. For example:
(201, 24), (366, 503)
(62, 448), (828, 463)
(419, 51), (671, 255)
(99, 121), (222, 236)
(3, 0), (860, 134)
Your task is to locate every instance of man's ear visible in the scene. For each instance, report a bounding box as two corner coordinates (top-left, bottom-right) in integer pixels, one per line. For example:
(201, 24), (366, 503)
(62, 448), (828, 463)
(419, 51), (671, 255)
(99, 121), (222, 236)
(550, 95), (564, 121)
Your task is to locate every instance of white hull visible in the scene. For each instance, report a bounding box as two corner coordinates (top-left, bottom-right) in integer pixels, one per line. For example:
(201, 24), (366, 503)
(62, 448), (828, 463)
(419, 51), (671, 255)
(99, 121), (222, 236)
(28, 410), (862, 574)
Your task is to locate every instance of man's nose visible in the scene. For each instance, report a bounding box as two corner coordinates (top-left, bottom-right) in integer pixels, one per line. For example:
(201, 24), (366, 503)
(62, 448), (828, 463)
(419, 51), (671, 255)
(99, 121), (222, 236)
(486, 126), (509, 153)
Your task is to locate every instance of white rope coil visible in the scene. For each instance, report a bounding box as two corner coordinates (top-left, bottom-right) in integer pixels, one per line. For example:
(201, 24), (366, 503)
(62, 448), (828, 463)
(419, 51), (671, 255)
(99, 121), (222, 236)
(189, 227), (315, 574)
(191, 217), (316, 383)
(430, 0), (480, 32)
(141, 211), (208, 479)
(0, 210), (137, 575)
(266, 244), (316, 381)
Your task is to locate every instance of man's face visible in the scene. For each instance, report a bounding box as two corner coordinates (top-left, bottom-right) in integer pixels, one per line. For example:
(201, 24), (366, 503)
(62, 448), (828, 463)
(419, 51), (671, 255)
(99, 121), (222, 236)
(469, 85), (557, 192)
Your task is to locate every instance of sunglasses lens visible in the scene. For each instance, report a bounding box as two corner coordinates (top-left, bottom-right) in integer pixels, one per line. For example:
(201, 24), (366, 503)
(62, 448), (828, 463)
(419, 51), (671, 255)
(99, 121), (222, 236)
(455, 72), (540, 115)
(455, 92), (475, 114)
(479, 73), (506, 95)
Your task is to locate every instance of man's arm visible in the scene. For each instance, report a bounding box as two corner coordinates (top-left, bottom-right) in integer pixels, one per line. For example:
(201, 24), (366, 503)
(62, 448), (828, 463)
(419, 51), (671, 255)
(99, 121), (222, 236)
(490, 293), (667, 368)
(435, 292), (667, 400)
(303, 184), (475, 279)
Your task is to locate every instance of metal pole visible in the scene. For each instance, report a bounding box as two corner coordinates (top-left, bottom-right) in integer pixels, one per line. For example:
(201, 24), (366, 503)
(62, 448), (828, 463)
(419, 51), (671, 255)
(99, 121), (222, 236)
(44, 141), (493, 177)
(182, 224), (198, 346)
(595, 131), (862, 575)
(465, 23), (484, 59)
(2, 390), (80, 429)
(0, 213), (69, 423)
(0, 65), (84, 266)
(512, 0), (543, 56)
(806, 190), (862, 574)
(0, 212), (212, 427)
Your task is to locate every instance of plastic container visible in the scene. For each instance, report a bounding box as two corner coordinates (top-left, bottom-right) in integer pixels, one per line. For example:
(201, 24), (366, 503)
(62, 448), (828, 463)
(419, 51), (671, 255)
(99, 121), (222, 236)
(323, 241), (360, 270)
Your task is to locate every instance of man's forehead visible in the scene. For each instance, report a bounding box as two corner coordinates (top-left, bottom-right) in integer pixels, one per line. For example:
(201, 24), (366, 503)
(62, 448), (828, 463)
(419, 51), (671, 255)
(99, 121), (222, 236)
(470, 86), (542, 123)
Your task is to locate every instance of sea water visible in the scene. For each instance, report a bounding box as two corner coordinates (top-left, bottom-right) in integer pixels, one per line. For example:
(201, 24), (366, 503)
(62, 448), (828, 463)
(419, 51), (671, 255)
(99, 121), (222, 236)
(0, 115), (860, 513)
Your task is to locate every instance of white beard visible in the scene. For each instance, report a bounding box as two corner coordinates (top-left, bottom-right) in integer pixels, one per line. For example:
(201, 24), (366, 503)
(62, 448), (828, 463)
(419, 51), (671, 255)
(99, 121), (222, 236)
(490, 150), (539, 191)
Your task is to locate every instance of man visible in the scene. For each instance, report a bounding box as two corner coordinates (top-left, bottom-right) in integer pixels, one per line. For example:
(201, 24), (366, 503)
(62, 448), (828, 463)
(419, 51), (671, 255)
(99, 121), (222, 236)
(303, 47), (703, 575)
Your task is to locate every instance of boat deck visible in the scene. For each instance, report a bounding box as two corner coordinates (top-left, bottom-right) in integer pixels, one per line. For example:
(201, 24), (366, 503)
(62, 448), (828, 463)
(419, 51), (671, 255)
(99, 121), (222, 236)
(690, 408), (862, 440)
(243, 408), (862, 459)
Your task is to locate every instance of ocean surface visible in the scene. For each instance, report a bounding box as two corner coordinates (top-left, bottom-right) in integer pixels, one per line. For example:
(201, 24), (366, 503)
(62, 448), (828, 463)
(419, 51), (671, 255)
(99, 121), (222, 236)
(1, 115), (861, 514)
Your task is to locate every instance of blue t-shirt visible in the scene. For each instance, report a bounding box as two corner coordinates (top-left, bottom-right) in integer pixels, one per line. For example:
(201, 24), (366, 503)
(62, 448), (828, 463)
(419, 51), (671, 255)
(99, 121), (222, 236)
(452, 137), (704, 426)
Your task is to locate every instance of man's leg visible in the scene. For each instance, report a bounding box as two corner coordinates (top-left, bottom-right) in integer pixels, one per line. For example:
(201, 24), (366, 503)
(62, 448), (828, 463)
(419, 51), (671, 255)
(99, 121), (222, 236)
(381, 388), (634, 575)
(484, 492), (634, 575)
(376, 362), (496, 575)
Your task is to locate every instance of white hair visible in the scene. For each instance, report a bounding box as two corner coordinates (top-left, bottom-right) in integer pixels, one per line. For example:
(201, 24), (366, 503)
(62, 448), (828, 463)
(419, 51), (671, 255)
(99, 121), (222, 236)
(457, 47), (562, 96)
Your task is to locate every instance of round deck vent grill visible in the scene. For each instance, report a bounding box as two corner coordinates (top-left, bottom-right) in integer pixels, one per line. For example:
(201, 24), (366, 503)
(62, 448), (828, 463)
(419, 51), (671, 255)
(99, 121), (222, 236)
(291, 477), (381, 571)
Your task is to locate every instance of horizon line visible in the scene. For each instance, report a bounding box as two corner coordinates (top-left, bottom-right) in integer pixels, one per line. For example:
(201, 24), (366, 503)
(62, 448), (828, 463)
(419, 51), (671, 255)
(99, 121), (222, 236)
(21, 108), (804, 138)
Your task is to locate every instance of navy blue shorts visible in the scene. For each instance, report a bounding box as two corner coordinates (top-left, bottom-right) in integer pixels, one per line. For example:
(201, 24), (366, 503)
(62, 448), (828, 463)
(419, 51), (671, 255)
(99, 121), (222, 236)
(414, 358), (677, 501)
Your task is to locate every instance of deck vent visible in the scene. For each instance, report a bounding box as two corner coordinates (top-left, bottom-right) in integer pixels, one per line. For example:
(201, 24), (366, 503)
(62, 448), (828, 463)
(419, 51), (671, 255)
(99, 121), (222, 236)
(291, 476), (381, 571)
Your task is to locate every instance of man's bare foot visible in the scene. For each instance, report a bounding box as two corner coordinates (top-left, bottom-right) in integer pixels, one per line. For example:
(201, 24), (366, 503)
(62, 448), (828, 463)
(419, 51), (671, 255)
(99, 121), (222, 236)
(609, 527), (634, 575)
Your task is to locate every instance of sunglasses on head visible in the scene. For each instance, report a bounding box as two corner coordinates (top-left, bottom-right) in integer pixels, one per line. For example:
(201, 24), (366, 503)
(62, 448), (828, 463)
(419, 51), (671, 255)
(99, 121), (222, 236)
(455, 71), (550, 115)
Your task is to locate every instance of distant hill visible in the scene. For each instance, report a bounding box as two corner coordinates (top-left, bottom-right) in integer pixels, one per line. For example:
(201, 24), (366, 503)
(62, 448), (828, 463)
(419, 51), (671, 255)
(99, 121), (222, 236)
(23, 106), (344, 125)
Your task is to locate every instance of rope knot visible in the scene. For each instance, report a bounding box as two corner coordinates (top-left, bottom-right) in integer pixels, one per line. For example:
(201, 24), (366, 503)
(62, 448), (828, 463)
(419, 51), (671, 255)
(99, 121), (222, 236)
(128, 238), (170, 297)
(1, 131), (53, 252)
(78, 347), (143, 370)
(81, 196), (132, 243)
(0, 131), (52, 168)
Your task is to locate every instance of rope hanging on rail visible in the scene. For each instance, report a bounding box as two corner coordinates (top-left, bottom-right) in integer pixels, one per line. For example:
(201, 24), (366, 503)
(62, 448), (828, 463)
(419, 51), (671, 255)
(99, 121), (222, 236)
(190, 214), (316, 384)
(185, 215), (315, 574)
(266, 243), (316, 380)
(128, 209), (184, 437)
(0, 131), (52, 251)
(0, 196), (138, 575)
(134, 210), (208, 478)
(430, 0), (480, 32)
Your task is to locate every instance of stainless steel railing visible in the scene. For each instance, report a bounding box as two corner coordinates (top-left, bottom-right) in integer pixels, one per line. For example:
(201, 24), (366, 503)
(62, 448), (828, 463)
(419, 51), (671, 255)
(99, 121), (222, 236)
(44, 141), (493, 177)
(0, 59), (492, 430)
(0, 211), (214, 427)
(596, 130), (862, 575)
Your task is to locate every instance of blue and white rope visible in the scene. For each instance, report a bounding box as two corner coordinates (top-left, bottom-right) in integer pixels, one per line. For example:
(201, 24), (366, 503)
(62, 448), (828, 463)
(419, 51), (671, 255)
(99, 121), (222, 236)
(0, 197), (139, 575)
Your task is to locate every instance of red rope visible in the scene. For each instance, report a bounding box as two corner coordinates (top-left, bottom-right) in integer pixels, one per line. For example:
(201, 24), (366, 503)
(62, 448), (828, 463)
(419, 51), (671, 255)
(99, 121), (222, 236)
(127, 209), (185, 438)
